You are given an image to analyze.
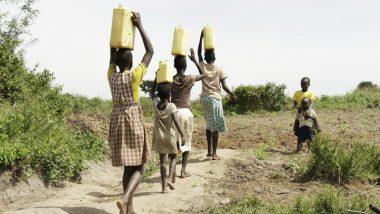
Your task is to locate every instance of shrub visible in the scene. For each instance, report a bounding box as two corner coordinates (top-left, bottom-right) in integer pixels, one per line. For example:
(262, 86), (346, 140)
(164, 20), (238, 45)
(305, 135), (379, 185)
(64, 94), (112, 114)
(224, 83), (287, 114)
(357, 81), (377, 90)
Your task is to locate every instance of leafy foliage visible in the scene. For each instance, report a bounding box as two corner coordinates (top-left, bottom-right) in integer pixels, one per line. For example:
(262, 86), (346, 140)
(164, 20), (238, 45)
(0, 0), (107, 186)
(224, 83), (287, 114)
(357, 81), (377, 90)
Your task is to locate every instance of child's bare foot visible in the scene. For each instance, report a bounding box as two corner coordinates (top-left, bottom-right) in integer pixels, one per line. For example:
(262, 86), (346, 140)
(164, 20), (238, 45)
(212, 154), (220, 160)
(206, 153), (212, 157)
(116, 200), (127, 214)
(161, 189), (168, 194)
(180, 170), (191, 178)
(167, 182), (176, 190)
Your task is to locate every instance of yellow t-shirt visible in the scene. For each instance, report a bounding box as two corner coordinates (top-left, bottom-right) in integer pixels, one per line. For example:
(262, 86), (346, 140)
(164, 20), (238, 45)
(293, 90), (316, 107)
(107, 63), (147, 102)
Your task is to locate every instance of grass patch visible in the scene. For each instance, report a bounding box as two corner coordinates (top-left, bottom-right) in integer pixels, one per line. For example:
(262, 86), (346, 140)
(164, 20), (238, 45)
(315, 89), (380, 109)
(254, 143), (268, 160)
(209, 187), (380, 214)
(304, 134), (380, 185)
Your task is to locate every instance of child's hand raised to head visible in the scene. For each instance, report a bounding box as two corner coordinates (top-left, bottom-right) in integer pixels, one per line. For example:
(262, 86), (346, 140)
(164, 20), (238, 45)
(132, 12), (142, 27)
(188, 48), (196, 62)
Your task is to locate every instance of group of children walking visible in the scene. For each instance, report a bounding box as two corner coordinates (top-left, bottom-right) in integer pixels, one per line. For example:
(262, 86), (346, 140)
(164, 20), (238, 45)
(107, 13), (234, 214)
(107, 12), (320, 214)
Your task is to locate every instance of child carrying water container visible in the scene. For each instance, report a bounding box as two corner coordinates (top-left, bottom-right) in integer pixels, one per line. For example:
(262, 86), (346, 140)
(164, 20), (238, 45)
(170, 48), (205, 178)
(293, 97), (321, 152)
(197, 30), (236, 160)
(151, 83), (185, 193)
(107, 12), (154, 214)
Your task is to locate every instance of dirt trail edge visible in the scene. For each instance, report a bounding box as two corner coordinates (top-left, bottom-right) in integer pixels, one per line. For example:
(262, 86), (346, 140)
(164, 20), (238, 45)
(3, 149), (240, 214)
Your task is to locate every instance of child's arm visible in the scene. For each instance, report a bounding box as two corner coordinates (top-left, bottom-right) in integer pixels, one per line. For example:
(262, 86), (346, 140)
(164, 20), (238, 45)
(150, 77), (157, 99)
(221, 79), (237, 102)
(293, 100), (298, 109)
(293, 119), (299, 136)
(132, 12), (154, 67)
(313, 118), (322, 132)
(172, 112), (185, 146)
(197, 31), (204, 62)
(107, 47), (117, 83)
(110, 47), (117, 64)
(188, 48), (205, 80)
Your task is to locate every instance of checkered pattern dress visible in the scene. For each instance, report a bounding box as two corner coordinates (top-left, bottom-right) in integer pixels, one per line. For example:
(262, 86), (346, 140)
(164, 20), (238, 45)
(108, 71), (149, 166)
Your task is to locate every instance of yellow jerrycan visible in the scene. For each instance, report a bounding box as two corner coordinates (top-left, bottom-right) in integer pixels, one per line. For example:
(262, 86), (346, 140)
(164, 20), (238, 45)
(156, 60), (173, 84)
(172, 26), (188, 56)
(203, 25), (215, 50)
(110, 5), (135, 49)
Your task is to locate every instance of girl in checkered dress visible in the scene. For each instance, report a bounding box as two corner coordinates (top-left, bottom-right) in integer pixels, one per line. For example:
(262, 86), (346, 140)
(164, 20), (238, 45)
(107, 12), (154, 214)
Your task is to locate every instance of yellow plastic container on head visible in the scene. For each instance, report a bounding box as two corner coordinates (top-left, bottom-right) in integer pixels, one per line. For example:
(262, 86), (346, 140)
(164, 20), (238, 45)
(203, 25), (215, 50)
(156, 60), (173, 84)
(110, 5), (135, 49)
(171, 26), (188, 56)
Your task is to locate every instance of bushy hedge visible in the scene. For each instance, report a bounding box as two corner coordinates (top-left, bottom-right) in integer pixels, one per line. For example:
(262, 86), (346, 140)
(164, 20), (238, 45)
(224, 83), (287, 114)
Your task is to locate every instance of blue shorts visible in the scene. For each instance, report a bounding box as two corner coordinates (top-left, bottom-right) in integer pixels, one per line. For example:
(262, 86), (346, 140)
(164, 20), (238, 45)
(297, 126), (313, 144)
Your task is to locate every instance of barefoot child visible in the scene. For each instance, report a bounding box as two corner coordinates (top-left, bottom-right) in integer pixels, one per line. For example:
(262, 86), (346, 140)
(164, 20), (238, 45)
(197, 30), (236, 160)
(293, 97), (321, 152)
(107, 12), (154, 214)
(170, 48), (205, 178)
(151, 83), (185, 193)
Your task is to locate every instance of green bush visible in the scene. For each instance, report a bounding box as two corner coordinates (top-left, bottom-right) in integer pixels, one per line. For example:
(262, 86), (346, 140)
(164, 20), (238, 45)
(64, 94), (112, 114)
(305, 135), (379, 185)
(357, 81), (377, 90)
(140, 96), (153, 119)
(224, 83), (287, 114)
(0, 1), (107, 185)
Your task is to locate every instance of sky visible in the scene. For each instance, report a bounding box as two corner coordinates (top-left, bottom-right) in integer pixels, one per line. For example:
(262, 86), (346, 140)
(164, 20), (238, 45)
(3, 0), (380, 99)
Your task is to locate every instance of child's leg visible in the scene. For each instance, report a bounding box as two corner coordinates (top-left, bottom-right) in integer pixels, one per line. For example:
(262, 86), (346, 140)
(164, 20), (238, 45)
(297, 127), (307, 152)
(167, 154), (177, 190)
(206, 129), (213, 156)
(306, 127), (314, 153)
(297, 137), (303, 152)
(117, 165), (144, 214)
(159, 154), (168, 193)
(212, 131), (220, 160)
(181, 151), (191, 177)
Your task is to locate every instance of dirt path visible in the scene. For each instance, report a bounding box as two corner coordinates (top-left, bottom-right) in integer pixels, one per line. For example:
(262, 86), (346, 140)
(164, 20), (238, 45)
(3, 149), (240, 214)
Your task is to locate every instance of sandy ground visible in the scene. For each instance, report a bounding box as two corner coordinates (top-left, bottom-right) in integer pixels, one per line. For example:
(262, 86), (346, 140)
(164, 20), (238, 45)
(2, 149), (240, 214)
